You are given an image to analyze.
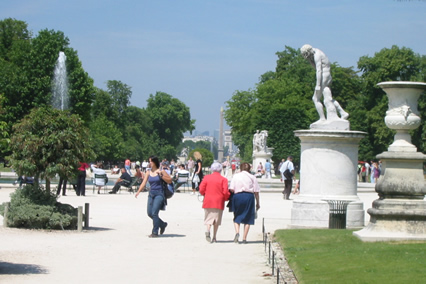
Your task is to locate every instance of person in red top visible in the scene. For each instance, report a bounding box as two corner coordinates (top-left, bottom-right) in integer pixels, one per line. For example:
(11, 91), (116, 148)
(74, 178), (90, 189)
(77, 162), (89, 196)
(199, 162), (230, 243)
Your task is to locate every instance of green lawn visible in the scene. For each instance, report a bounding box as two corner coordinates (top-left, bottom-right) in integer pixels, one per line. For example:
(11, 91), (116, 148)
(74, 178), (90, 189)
(0, 164), (12, 172)
(275, 229), (426, 284)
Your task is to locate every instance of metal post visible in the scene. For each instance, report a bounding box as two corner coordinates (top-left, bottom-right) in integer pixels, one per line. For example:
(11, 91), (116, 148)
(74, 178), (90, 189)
(272, 251), (275, 276)
(84, 203), (89, 228)
(268, 242), (271, 264)
(77, 206), (83, 232)
(277, 268), (280, 284)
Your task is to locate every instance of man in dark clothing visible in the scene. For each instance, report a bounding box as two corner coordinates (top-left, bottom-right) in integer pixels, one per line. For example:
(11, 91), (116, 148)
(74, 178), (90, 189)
(109, 168), (132, 194)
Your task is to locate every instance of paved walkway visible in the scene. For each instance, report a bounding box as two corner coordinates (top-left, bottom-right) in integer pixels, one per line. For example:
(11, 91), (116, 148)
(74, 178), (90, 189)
(0, 182), (378, 284)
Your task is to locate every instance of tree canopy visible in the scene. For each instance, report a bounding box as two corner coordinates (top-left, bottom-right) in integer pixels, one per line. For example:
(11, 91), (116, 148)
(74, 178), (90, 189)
(225, 45), (425, 167)
(8, 107), (94, 191)
(1, 18), (195, 166)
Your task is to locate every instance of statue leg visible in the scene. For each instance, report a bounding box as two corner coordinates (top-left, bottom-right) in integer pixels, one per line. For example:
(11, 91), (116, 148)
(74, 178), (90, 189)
(323, 87), (338, 120)
(333, 100), (349, 119)
(312, 92), (326, 121)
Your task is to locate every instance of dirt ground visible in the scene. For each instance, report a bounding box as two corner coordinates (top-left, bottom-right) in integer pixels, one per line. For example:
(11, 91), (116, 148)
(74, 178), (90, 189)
(0, 186), (293, 284)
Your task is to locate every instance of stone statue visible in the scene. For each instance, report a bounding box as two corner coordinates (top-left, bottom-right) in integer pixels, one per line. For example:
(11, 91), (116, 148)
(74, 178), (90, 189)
(260, 130), (268, 151)
(253, 130), (262, 152)
(253, 130), (268, 153)
(180, 147), (188, 157)
(301, 44), (349, 127)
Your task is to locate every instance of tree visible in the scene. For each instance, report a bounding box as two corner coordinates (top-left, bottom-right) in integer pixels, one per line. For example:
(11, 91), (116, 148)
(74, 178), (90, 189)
(355, 45), (426, 156)
(147, 91), (195, 150)
(106, 80), (132, 129)
(224, 90), (257, 161)
(189, 148), (213, 169)
(0, 21), (95, 144)
(225, 45), (360, 166)
(8, 107), (95, 192)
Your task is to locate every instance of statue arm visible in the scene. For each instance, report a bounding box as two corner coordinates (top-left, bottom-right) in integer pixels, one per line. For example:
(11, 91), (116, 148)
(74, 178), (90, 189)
(315, 57), (323, 92)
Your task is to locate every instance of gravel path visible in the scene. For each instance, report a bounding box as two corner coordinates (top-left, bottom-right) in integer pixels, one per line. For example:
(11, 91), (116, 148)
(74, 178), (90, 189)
(0, 187), (291, 284)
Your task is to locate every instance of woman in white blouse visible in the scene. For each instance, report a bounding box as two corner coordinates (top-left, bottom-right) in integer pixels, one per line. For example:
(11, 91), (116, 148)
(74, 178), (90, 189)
(229, 163), (260, 244)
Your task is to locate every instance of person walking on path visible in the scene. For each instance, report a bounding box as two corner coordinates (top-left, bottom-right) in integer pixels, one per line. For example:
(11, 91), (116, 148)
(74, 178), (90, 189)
(264, 159), (272, 179)
(76, 162), (89, 196)
(191, 152), (204, 195)
(187, 157), (195, 175)
(56, 176), (68, 196)
(135, 156), (172, 238)
(229, 163), (260, 244)
(199, 162), (230, 243)
(280, 156), (295, 200)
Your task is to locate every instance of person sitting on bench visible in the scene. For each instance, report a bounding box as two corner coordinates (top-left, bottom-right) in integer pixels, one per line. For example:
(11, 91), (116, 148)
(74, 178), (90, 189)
(173, 164), (190, 192)
(109, 168), (132, 194)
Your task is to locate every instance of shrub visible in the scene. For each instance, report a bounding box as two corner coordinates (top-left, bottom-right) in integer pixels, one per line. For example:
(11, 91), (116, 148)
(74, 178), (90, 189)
(0, 185), (78, 230)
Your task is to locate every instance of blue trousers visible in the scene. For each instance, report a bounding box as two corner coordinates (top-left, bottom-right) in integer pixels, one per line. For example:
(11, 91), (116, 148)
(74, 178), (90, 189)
(147, 192), (166, 235)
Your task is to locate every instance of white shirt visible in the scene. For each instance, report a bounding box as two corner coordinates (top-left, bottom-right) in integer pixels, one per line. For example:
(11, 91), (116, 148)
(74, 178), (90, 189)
(279, 160), (294, 180)
(176, 169), (190, 183)
(229, 171), (260, 194)
(91, 164), (106, 185)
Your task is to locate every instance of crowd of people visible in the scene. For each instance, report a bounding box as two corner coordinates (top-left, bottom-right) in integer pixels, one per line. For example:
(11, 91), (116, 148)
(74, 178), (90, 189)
(357, 160), (382, 183)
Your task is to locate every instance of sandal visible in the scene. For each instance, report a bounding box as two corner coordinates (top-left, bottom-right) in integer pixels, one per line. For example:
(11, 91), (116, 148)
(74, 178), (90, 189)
(205, 232), (211, 243)
(233, 233), (239, 243)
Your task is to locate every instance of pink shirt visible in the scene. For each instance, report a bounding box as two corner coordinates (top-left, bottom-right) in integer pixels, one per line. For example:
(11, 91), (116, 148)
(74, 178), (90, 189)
(229, 171), (260, 194)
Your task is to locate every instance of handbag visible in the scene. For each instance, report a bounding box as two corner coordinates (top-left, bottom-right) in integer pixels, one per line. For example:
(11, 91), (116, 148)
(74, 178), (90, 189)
(160, 178), (174, 199)
(283, 169), (293, 180)
(192, 173), (200, 183)
(226, 191), (234, 212)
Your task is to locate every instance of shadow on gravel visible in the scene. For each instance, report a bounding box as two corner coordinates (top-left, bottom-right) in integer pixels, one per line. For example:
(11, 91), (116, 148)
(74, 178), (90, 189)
(0, 261), (48, 275)
(159, 234), (185, 238)
(84, 227), (114, 231)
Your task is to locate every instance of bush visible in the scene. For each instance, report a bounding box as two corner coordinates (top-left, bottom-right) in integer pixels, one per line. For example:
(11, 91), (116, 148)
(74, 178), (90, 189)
(0, 185), (79, 230)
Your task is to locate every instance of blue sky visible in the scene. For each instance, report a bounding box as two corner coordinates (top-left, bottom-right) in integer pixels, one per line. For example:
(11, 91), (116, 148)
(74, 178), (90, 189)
(2, 0), (425, 134)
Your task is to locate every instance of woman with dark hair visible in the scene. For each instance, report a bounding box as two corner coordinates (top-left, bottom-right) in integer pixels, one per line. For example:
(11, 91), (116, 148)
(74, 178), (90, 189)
(229, 162), (260, 244)
(135, 156), (172, 238)
(191, 151), (204, 195)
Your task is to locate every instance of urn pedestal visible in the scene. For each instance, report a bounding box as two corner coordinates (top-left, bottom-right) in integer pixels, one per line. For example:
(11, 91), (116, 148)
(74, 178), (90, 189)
(354, 81), (426, 242)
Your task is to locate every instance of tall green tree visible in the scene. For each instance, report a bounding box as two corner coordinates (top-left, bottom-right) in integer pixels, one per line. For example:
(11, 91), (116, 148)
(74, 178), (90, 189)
(225, 45), (361, 166)
(146, 92), (195, 156)
(0, 20), (95, 136)
(106, 80), (132, 129)
(8, 107), (94, 191)
(354, 45), (426, 156)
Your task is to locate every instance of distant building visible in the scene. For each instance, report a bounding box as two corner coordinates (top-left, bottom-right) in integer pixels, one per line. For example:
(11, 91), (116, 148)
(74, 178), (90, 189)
(182, 135), (214, 143)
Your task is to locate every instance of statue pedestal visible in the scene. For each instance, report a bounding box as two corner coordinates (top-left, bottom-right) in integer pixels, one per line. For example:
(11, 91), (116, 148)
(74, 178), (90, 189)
(252, 149), (273, 177)
(353, 152), (426, 241)
(354, 81), (426, 242)
(291, 130), (366, 228)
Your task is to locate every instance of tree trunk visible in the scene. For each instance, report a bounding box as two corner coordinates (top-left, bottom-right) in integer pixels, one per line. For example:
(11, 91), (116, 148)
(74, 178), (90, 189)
(34, 173), (40, 189)
(46, 178), (51, 193)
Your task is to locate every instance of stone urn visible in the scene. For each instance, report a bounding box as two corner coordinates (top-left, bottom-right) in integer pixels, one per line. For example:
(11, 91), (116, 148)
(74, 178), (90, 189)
(354, 81), (426, 241)
(377, 81), (426, 152)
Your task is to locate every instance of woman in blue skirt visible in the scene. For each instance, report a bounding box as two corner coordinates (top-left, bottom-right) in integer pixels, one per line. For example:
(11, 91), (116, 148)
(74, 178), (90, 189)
(229, 163), (260, 243)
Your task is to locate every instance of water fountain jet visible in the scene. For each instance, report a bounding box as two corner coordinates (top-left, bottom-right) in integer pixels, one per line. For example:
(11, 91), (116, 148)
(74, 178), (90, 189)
(52, 51), (69, 110)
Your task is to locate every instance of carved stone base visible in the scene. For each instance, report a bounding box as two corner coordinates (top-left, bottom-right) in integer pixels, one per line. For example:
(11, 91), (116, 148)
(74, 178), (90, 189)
(291, 129), (366, 228)
(310, 119), (350, 131)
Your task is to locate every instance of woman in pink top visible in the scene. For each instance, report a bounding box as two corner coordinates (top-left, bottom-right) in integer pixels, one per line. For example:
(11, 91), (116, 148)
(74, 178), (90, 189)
(199, 162), (230, 243)
(229, 163), (260, 244)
